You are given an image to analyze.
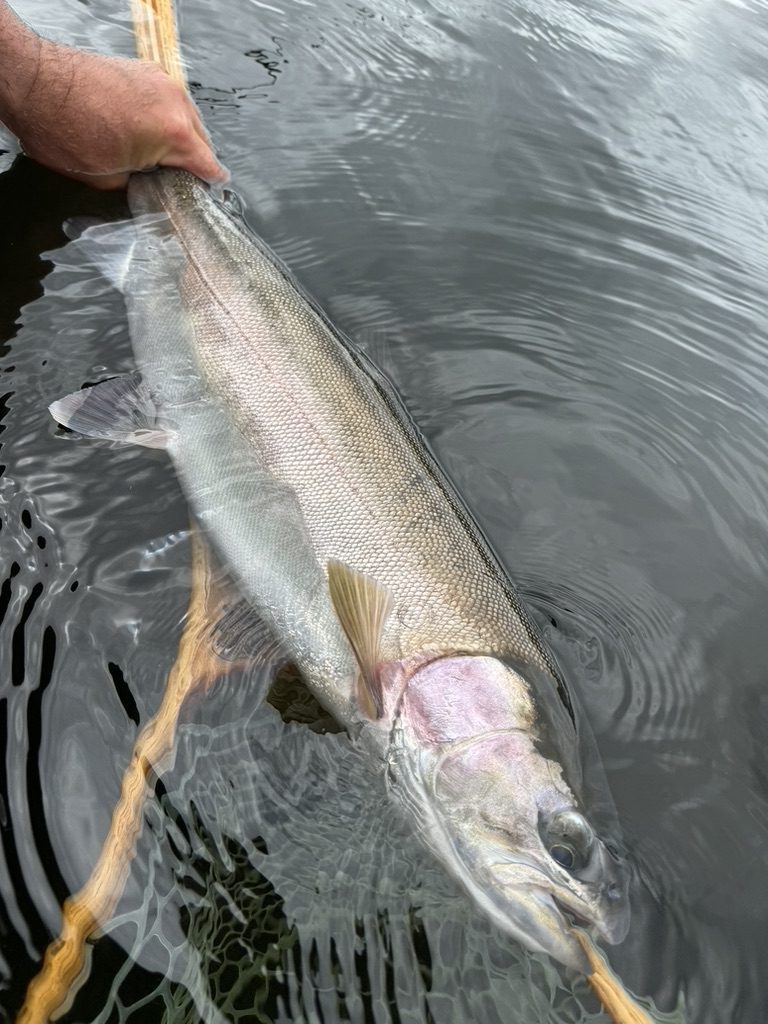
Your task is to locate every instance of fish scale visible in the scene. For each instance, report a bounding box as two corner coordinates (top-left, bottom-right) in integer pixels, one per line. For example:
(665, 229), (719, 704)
(132, 169), (554, 684)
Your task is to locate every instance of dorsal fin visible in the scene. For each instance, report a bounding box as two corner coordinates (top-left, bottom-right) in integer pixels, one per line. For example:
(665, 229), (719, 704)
(326, 560), (392, 719)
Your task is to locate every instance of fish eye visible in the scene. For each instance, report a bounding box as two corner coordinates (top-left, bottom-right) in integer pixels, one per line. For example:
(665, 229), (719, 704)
(549, 843), (575, 870)
(541, 810), (594, 873)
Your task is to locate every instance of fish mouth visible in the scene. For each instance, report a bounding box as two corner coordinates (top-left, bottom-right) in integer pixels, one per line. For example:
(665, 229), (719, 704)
(523, 888), (617, 971)
(462, 864), (597, 973)
(549, 894), (612, 954)
(551, 887), (629, 947)
(480, 864), (628, 971)
(552, 895), (592, 932)
(500, 884), (594, 973)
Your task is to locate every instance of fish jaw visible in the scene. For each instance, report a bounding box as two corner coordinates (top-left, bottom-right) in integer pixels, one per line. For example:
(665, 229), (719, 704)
(387, 655), (629, 971)
(446, 833), (629, 972)
(454, 860), (594, 973)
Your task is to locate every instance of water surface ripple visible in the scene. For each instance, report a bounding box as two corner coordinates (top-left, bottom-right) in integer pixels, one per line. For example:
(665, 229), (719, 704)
(1, 0), (768, 1021)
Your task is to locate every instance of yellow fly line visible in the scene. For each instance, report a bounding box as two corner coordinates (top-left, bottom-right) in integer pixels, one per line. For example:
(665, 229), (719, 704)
(578, 932), (655, 1024)
(15, 2), (659, 1022)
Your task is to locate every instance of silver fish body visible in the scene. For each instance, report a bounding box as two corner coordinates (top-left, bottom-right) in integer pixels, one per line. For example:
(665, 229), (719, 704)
(51, 168), (629, 972)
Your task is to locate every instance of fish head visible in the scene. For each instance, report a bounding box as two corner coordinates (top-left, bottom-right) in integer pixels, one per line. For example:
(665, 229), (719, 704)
(396, 655), (629, 973)
(435, 754), (631, 972)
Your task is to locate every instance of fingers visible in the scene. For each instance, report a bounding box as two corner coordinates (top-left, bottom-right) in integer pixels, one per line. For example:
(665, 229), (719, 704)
(185, 99), (210, 145)
(184, 143), (230, 185)
(182, 107), (229, 183)
(65, 168), (131, 191)
(160, 122), (229, 184)
(160, 139), (229, 184)
(152, 83), (227, 183)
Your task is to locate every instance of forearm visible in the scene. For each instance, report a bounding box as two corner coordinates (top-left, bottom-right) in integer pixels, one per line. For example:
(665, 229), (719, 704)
(0, 1), (45, 135)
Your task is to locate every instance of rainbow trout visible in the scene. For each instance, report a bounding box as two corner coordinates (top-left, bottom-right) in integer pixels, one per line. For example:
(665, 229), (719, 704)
(50, 168), (628, 972)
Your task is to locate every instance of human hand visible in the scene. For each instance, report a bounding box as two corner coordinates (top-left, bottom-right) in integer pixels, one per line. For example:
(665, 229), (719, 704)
(3, 37), (227, 190)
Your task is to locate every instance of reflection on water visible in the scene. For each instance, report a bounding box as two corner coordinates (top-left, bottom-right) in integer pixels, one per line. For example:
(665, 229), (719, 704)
(2, 0), (768, 1021)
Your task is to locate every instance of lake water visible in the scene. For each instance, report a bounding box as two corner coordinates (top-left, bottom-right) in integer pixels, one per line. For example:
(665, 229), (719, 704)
(1, 0), (767, 1021)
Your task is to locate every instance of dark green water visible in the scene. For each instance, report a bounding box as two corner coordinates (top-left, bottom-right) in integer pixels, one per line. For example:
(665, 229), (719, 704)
(2, 0), (767, 1021)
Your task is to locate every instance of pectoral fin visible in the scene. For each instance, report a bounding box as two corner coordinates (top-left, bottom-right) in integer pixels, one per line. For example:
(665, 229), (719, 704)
(49, 374), (173, 449)
(327, 560), (392, 719)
